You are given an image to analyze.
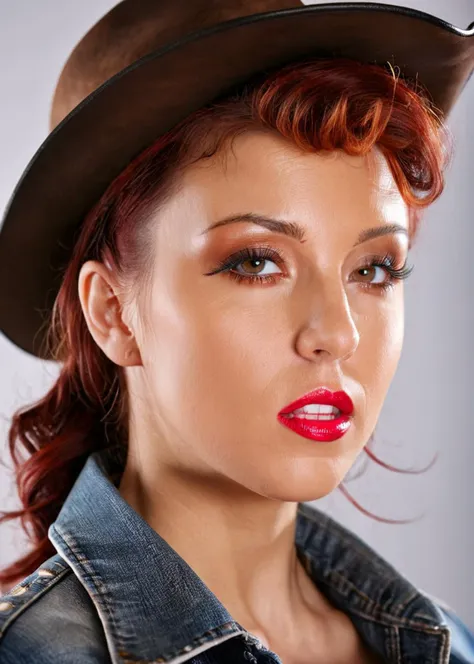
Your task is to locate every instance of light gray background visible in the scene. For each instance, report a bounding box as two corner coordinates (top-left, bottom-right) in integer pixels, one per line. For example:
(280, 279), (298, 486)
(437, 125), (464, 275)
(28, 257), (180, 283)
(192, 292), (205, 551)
(0, 0), (473, 628)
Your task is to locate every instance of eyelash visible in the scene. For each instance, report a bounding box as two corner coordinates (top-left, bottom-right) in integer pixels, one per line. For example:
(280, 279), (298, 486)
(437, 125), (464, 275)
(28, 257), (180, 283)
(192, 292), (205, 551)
(206, 245), (414, 293)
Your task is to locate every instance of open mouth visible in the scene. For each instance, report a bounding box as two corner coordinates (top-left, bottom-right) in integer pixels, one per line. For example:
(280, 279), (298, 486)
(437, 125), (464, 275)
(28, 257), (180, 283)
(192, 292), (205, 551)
(277, 388), (354, 442)
(284, 404), (341, 420)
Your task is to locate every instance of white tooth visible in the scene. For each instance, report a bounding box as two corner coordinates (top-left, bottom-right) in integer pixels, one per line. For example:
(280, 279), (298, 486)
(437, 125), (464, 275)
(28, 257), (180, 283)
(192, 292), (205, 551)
(293, 413), (336, 420)
(283, 403), (342, 420)
(292, 404), (339, 416)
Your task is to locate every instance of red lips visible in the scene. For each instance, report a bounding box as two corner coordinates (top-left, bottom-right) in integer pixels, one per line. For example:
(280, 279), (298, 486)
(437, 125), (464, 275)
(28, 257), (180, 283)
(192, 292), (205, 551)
(277, 387), (354, 443)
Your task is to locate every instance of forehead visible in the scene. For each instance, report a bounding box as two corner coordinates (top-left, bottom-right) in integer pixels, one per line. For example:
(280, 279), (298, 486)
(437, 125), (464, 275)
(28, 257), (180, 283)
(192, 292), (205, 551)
(159, 130), (409, 241)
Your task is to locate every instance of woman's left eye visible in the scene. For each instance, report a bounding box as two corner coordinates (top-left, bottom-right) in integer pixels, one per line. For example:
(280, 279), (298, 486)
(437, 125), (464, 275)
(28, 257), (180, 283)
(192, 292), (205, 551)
(352, 253), (414, 292)
(355, 264), (390, 285)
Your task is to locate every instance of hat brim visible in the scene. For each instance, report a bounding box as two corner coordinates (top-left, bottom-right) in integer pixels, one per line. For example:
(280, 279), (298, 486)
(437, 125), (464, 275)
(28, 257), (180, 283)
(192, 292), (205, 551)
(1, 2), (473, 359)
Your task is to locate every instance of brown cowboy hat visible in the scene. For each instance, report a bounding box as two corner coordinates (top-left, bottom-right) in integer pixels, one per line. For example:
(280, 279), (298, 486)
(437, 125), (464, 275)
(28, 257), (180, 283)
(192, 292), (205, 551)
(0, 0), (473, 360)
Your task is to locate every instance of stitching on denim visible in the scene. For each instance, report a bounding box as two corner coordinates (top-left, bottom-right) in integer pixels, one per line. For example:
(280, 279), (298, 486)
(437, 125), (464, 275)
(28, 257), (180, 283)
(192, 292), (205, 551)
(439, 621), (451, 664)
(243, 647), (259, 664)
(300, 546), (442, 631)
(334, 600), (451, 634)
(391, 626), (402, 664)
(117, 622), (242, 663)
(0, 563), (71, 640)
(52, 523), (249, 663)
(297, 507), (398, 576)
(56, 528), (110, 595)
(299, 556), (381, 616)
(297, 504), (397, 568)
(51, 525), (125, 653)
(328, 568), (421, 617)
(297, 506), (427, 610)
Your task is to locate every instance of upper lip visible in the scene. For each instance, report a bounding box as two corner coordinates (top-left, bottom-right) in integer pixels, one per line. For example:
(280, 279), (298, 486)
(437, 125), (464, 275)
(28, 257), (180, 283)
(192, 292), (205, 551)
(278, 387), (354, 416)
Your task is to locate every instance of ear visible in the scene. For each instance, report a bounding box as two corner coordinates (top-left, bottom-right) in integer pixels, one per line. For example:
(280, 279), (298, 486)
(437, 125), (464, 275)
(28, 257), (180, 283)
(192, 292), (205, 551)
(78, 260), (142, 367)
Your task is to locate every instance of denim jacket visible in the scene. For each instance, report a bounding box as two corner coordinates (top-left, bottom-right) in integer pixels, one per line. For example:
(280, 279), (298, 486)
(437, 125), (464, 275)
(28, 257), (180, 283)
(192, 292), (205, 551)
(0, 449), (473, 664)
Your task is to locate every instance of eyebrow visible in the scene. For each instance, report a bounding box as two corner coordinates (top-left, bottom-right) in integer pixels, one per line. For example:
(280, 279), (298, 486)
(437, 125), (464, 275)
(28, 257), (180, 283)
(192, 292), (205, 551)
(201, 212), (408, 246)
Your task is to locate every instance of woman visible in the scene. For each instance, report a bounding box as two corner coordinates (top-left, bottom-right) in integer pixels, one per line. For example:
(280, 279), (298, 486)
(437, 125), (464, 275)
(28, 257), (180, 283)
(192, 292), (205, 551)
(0, 1), (473, 662)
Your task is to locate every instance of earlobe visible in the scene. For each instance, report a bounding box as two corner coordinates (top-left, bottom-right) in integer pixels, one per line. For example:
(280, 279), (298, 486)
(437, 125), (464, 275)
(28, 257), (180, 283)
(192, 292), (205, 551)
(78, 260), (142, 368)
(124, 346), (142, 367)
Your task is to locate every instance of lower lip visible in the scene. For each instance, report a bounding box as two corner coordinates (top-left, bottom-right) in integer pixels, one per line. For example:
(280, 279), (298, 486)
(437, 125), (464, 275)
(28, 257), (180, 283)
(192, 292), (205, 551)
(277, 413), (352, 442)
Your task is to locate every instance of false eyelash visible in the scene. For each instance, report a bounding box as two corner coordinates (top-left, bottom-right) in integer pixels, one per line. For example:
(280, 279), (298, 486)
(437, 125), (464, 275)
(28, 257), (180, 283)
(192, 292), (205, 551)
(205, 246), (414, 291)
(205, 245), (284, 277)
(363, 252), (415, 283)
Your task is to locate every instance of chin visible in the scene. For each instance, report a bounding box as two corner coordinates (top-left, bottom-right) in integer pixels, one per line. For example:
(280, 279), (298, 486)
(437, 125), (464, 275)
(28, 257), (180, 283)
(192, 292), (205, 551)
(263, 483), (339, 504)
(247, 463), (349, 504)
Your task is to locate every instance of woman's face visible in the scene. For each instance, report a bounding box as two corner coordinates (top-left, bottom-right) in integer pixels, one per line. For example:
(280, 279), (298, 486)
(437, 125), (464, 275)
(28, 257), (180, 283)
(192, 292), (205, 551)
(129, 131), (409, 501)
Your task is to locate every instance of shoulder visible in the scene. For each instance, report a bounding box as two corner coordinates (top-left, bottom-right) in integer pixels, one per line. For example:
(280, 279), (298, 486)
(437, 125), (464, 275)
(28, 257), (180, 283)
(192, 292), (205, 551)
(0, 553), (110, 663)
(421, 591), (474, 664)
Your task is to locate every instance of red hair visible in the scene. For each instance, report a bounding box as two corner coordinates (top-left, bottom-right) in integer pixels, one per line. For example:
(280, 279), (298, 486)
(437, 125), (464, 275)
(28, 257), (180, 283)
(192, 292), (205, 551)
(0, 57), (451, 591)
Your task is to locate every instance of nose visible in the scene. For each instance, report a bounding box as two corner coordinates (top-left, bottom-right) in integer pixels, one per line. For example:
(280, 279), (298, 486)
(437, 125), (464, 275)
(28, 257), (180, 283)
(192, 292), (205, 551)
(294, 280), (360, 363)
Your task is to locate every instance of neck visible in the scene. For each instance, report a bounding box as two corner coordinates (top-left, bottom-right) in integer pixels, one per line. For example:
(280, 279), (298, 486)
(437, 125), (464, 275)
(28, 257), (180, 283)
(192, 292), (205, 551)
(117, 450), (330, 634)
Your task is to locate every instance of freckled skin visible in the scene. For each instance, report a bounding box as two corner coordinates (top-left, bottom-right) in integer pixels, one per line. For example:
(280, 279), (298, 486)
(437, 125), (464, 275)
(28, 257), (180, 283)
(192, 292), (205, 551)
(79, 131), (407, 662)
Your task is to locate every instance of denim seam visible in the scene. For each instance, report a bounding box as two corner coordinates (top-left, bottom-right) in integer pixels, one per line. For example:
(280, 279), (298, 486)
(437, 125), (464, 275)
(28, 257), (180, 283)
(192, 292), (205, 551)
(391, 625), (402, 664)
(117, 624), (243, 664)
(52, 525), (257, 663)
(51, 524), (126, 656)
(298, 507), (430, 614)
(335, 600), (450, 634)
(0, 565), (71, 639)
(297, 506), (398, 568)
(439, 621), (452, 664)
(302, 553), (443, 631)
(327, 568), (423, 619)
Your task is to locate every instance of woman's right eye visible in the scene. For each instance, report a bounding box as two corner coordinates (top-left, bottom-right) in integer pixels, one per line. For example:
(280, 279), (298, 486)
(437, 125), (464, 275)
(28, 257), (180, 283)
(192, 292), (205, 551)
(204, 245), (286, 286)
(232, 256), (282, 276)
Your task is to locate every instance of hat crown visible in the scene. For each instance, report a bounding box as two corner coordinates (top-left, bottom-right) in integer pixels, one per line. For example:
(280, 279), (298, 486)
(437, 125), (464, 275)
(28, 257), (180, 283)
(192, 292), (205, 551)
(50, 0), (303, 129)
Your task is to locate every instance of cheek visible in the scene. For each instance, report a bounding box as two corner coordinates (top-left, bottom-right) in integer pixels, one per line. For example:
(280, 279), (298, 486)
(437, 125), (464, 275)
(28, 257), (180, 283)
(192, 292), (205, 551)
(159, 293), (284, 405)
(355, 291), (405, 423)
(145, 274), (291, 467)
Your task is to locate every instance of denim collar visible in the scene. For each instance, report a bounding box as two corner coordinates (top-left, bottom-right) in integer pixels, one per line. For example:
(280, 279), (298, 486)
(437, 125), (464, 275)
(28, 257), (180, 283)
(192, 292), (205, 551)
(49, 449), (451, 664)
